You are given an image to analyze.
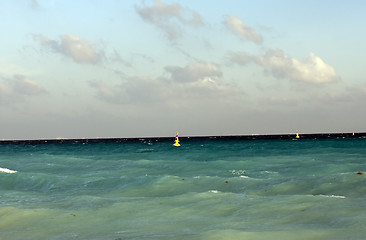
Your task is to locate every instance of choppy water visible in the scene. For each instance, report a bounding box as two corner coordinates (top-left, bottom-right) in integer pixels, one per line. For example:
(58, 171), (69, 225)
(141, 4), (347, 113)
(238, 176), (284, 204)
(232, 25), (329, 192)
(1, 137), (366, 240)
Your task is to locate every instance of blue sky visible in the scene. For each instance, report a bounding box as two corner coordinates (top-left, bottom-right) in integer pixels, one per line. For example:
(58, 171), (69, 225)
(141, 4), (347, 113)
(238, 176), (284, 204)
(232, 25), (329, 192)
(1, 0), (365, 139)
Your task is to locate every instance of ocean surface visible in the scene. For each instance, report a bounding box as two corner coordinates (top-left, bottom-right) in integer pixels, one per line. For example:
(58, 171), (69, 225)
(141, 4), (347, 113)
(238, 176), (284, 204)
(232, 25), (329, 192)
(1, 136), (366, 240)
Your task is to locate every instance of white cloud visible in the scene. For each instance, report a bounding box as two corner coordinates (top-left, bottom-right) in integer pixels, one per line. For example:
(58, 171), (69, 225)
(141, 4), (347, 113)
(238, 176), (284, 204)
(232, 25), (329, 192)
(33, 34), (104, 64)
(60, 35), (103, 64)
(229, 49), (339, 84)
(223, 15), (263, 44)
(135, 0), (203, 40)
(254, 49), (339, 84)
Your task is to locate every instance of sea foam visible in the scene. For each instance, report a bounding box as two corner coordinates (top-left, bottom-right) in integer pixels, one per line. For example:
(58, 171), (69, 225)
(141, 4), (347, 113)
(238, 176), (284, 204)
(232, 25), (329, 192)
(0, 167), (17, 173)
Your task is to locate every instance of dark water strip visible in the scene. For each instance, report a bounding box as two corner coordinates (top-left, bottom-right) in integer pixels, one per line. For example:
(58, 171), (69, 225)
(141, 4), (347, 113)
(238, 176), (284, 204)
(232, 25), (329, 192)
(1, 132), (365, 145)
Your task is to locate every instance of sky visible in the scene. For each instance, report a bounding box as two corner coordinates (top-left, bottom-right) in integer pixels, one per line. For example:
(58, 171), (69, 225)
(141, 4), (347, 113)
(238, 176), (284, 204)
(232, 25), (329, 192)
(1, 0), (366, 139)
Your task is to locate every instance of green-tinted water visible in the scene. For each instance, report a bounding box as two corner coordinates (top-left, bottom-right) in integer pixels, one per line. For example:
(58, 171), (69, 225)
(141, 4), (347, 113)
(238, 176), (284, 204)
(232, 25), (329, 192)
(1, 138), (366, 239)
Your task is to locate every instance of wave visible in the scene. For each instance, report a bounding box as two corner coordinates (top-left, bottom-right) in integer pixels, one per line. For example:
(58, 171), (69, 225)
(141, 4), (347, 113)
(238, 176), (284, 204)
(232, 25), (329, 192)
(315, 194), (346, 199)
(0, 167), (17, 173)
(208, 190), (220, 193)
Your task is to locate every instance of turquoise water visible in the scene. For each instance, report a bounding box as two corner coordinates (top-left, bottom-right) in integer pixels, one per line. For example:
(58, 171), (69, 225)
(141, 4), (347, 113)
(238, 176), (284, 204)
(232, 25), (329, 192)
(1, 137), (366, 239)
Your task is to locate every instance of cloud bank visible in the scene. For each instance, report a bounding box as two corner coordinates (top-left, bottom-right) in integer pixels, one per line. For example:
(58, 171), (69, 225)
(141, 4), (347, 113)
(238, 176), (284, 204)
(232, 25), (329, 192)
(90, 62), (241, 105)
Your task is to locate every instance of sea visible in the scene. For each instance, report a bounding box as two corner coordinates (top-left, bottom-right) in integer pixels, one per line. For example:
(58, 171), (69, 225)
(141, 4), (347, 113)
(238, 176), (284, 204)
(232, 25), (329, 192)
(1, 134), (366, 240)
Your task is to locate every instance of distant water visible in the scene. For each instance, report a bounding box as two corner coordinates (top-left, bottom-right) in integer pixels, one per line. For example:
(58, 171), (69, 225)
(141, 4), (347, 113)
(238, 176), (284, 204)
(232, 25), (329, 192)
(1, 136), (366, 240)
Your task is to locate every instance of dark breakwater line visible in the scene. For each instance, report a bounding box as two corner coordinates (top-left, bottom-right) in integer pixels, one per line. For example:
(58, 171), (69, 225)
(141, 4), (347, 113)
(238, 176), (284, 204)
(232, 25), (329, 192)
(1, 132), (365, 145)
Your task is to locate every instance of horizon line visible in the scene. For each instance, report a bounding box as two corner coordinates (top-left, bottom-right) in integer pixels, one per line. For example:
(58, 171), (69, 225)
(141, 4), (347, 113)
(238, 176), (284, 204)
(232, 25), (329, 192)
(1, 131), (365, 144)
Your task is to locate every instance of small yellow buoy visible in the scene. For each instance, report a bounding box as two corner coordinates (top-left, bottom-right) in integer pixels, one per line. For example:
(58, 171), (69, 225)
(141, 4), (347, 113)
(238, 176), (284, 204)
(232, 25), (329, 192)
(296, 130), (300, 139)
(173, 132), (180, 147)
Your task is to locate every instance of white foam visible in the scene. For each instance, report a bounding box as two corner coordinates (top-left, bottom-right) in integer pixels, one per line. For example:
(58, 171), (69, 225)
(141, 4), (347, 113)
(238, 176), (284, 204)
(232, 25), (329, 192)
(0, 167), (17, 173)
(208, 190), (220, 193)
(231, 169), (246, 176)
(318, 194), (346, 199)
(239, 175), (249, 178)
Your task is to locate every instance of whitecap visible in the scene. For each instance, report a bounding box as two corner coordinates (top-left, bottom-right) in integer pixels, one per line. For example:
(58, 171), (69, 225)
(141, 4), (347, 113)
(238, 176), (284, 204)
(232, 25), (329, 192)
(0, 167), (17, 173)
(208, 190), (220, 193)
(318, 194), (346, 199)
(239, 175), (249, 179)
(231, 169), (246, 175)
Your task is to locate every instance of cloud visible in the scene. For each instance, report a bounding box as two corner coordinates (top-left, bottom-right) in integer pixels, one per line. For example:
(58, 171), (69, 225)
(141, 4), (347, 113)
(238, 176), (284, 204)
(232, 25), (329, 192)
(90, 77), (171, 104)
(0, 83), (13, 103)
(135, 0), (203, 40)
(33, 34), (104, 64)
(163, 62), (239, 100)
(227, 51), (251, 65)
(341, 85), (366, 104)
(89, 81), (123, 103)
(90, 62), (241, 105)
(258, 96), (298, 107)
(229, 49), (339, 84)
(254, 49), (339, 84)
(223, 15), (263, 44)
(165, 62), (222, 83)
(11, 74), (47, 95)
(223, 15), (339, 84)
(109, 49), (132, 67)
(0, 74), (47, 104)
(31, 0), (39, 8)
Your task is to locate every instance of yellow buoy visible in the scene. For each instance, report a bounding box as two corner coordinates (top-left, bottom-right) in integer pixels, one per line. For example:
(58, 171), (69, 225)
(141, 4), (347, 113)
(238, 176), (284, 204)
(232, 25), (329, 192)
(295, 130), (300, 139)
(173, 132), (180, 147)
